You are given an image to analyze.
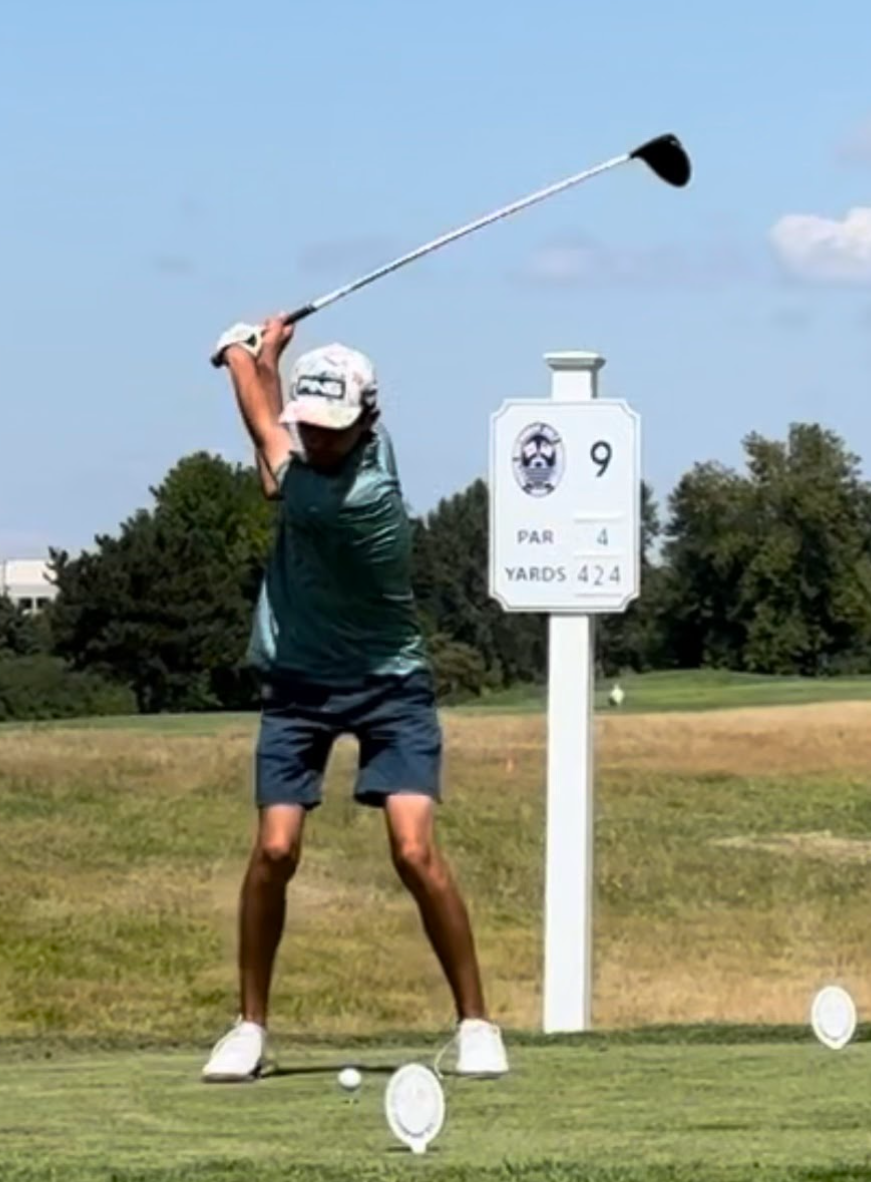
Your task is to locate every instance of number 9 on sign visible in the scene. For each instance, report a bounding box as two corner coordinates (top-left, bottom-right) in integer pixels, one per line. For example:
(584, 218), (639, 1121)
(590, 440), (612, 477)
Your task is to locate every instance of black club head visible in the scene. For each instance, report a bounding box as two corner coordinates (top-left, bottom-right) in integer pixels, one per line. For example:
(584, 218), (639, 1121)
(629, 134), (692, 188)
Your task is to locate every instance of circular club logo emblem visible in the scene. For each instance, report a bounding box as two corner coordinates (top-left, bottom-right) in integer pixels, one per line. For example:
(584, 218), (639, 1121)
(512, 422), (565, 497)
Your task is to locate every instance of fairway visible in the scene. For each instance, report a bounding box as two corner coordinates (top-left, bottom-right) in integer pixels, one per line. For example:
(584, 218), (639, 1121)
(8, 669), (871, 733)
(3, 1035), (871, 1181)
(461, 669), (871, 715)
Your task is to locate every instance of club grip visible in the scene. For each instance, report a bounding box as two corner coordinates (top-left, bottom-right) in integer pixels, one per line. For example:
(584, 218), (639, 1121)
(282, 303), (317, 326)
(211, 303), (319, 368)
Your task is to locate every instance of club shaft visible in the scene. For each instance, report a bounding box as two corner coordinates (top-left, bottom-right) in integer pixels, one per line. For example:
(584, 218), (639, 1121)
(283, 151), (629, 325)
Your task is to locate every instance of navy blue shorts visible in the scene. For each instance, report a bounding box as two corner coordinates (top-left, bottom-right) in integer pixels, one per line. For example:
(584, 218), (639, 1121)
(254, 669), (442, 811)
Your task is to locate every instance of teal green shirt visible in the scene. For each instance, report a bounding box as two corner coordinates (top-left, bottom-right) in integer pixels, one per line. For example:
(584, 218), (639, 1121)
(247, 425), (429, 684)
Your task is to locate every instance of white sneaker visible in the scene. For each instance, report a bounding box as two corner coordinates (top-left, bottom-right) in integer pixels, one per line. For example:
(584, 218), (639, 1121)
(456, 1018), (509, 1077)
(202, 1019), (267, 1082)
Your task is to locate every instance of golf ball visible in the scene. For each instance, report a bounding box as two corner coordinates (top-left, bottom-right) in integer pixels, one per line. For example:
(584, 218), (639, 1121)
(338, 1066), (362, 1091)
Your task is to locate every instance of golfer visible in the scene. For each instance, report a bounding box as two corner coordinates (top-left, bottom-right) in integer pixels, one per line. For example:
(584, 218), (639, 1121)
(202, 315), (508, 1081)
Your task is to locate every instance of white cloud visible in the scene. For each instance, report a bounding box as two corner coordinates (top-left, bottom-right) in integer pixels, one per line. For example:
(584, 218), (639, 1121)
(523, 241), (604, 284)
(516, 237), (755, 288)
(770, 208), (871, 283)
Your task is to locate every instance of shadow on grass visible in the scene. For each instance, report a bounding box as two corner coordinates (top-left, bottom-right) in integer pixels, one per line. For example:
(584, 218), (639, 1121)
(4, 1020), (870, 1063)
(263, 1062), (401, 1079)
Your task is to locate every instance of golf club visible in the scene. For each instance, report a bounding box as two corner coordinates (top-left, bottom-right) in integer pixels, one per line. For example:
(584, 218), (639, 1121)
(211, 133), (690, 366)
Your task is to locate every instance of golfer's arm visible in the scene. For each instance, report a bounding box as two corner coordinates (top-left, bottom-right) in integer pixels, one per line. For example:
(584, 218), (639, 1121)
(255, 452), (279, 499)
(255, 362), (285, 500)
(225, 351), (292, 486)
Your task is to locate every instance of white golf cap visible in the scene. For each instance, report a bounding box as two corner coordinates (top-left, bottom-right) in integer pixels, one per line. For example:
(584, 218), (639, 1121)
(280, 343), (377, 431)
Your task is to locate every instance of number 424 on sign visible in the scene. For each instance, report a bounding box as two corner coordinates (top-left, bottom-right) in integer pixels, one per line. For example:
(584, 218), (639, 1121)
(579, 564), (622, 587)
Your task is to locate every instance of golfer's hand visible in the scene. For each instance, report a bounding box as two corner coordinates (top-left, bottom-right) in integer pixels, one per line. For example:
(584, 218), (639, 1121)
(259, 315), (295, 370)
(211, 322), (262, 368)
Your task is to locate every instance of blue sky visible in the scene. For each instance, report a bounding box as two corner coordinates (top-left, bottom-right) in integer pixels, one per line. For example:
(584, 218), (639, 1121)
(2, 0), (871, 557)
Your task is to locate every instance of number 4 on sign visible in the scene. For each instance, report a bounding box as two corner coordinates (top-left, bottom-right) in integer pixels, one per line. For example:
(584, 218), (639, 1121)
(578, 565), (605, 586)
(597, 529), (608, 546)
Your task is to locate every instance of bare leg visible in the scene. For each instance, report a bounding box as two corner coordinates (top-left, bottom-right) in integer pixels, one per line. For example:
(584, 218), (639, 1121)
(384, 794), (486, 1020)
(238, 804), (306, 1026)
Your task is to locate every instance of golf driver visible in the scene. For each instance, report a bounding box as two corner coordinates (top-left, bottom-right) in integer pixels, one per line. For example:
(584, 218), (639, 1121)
(211, 133), (691, 366)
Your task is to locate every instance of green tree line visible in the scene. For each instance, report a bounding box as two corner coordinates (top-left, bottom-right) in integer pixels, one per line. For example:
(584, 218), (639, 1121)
(1, 422), (870, 719)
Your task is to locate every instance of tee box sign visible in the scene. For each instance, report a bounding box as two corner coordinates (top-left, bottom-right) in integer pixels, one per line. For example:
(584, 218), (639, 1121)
(489, 399), (640, 613)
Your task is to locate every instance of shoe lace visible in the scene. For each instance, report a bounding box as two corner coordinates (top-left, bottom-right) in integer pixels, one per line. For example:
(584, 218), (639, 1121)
(210, 1019), (243, 1056)
(433, 1030), (458, 1079)
(212, 1018), (263, 1057)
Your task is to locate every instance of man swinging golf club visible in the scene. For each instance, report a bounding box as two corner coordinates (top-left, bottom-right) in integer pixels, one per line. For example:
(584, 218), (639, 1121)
(202, 315), (508, 1081)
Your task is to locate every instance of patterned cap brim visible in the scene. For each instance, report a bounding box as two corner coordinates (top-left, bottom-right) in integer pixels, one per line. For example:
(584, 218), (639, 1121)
(279, 400), (363, 430)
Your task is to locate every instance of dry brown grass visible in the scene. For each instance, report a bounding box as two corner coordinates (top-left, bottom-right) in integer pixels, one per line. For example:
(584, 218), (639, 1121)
(450, 699), (871, 776)
(2, 701), (871, 1039)
(712, 831), (871, 863)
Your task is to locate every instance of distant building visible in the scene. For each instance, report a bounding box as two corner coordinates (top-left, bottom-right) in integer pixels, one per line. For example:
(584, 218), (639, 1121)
(0, 559), (57, 613)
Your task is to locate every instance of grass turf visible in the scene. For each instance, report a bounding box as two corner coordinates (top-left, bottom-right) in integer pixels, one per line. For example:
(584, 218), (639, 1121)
(2, 1038), (871, 1181)
(461, 669), (871, 715)
(7, 669), (871, 733)
(5, 697), (871, 1178)
(3, 701), (871, 1037)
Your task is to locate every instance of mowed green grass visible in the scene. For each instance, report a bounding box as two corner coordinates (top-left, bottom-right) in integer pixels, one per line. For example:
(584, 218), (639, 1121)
(2, 1038), (871, 1182)
(7, 669), (871, 733)
(465, 669), (871, 715)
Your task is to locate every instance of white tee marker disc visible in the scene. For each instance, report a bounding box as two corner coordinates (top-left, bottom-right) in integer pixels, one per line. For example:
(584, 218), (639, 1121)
(384, 1063), (446, 1154)
(811, 986), (857, 1050)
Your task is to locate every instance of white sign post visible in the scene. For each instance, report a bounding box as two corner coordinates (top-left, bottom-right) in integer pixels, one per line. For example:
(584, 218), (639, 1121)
(488, 351), (640, 1033)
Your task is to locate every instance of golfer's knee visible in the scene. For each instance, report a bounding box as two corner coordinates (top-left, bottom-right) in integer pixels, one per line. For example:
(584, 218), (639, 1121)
(255, 836), (301, 880)
(392, 837), (439, 884)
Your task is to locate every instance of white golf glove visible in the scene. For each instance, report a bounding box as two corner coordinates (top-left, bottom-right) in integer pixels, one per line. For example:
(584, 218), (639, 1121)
(211, 322), (263, 367)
